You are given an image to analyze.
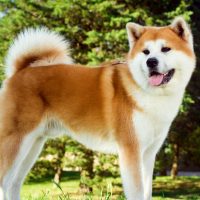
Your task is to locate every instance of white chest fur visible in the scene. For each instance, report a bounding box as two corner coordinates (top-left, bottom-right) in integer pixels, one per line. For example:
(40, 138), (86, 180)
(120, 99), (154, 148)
(132, 90), (184, 153)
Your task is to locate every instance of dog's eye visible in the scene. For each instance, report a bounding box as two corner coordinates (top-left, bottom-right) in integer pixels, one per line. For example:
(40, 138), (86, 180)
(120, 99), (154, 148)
(143, 49), (150, 55)
(161, 47), (171, 53)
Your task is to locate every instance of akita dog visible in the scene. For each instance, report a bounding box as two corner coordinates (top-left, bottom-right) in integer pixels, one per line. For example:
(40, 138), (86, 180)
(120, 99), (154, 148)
(0, 17), (195, 200)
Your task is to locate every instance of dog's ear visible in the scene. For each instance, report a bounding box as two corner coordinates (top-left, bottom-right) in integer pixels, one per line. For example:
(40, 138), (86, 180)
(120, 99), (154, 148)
(126, 22), (145, 49)
(170, 17), (193, 48)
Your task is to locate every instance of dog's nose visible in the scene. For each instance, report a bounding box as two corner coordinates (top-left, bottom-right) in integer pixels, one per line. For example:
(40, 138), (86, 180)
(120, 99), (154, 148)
(146, 57), (158, 69)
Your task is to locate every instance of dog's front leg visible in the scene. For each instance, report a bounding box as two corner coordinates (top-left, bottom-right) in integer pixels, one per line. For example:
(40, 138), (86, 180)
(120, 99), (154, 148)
(142, 149), (156, 200)
(142, 132), (168, 200)
(118, 140), (144, 200)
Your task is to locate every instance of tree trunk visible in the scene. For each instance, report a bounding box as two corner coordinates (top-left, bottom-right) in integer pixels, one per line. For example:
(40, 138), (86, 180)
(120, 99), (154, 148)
(54, 166), (62, 184)
(53, 139), (66, 184)
(160, 168), (167, 176)
(80, 149), (94, 192)
(160, 152), (168, 176)
(171, 143), (179, 179)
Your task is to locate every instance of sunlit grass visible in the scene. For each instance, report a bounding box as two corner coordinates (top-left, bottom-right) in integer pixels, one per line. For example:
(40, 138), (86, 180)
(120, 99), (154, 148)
(21, 176), (200, 200)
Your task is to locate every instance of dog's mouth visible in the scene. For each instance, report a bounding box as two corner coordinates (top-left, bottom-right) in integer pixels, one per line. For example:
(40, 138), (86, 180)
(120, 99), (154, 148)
(149, 69), (175, 86)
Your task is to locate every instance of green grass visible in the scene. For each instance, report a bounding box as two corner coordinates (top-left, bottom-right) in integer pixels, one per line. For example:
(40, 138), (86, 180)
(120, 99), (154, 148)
(153, 176), (200, 200)
(21, 175), (200, 200)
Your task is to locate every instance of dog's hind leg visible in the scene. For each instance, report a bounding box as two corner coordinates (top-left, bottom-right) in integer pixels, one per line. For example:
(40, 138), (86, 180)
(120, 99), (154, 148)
(0, 81), (46, 200)
(0, 122), (45, 200)
(5, 134), (46, 200)
(0, 186), (3, 200)
(0, 100), (45, 200)
(0, 133), (24, 200)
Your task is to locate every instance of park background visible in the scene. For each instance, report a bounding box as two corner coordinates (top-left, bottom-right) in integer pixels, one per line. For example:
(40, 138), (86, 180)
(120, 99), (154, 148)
(0, 0), (200, 199)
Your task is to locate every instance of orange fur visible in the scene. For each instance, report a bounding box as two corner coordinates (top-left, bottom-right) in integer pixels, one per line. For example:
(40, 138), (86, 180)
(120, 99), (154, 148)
(0, 62), (139, 181)
(129, 27), (194, 59)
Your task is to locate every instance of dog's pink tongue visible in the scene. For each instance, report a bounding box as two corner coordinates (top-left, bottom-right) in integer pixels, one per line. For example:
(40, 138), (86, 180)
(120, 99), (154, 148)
(149, 74), (164, 86)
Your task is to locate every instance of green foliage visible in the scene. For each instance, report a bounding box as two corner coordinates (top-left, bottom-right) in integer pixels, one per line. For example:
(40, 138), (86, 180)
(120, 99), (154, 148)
(26, 137), (68, 182)
(0, 0), (194, 70)
(180, 93), (195, 114)
(161, 0), (193, 24)
(155, 142), (173, 176)
(94, 153), (119, 185)
(26, 159), (55, 182)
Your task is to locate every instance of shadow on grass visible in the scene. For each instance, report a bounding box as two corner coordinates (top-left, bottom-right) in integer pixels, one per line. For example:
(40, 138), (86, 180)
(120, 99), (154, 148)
(153, 176), (200, 199)
(26, 171), (80, 184)
(153, 189), (200, 199)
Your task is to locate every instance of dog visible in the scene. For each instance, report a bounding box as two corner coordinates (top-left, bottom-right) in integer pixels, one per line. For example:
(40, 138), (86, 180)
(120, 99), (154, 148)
(0, 17), (195, 200)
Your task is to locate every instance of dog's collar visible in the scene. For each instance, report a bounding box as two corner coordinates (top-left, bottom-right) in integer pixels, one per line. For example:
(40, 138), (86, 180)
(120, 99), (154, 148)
(111, 60), (127, 65)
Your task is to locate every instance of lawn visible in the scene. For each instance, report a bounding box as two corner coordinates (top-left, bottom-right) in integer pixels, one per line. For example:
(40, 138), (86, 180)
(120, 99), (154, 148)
(21, 174), (200, 200)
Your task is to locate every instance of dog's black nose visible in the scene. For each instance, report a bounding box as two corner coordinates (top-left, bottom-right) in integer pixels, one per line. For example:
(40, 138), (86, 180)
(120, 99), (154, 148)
(146, 57), (158, 69)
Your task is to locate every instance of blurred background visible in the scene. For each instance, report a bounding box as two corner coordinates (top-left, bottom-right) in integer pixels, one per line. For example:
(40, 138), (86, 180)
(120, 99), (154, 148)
(0, 0), (200, 199)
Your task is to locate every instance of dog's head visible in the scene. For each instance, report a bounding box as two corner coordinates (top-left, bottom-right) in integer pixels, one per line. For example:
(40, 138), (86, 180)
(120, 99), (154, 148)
(126, 17), (196, 95)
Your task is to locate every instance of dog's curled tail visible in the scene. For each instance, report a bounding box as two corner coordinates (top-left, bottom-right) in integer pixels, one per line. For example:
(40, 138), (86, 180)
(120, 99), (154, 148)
(5, 28), (73, 78)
